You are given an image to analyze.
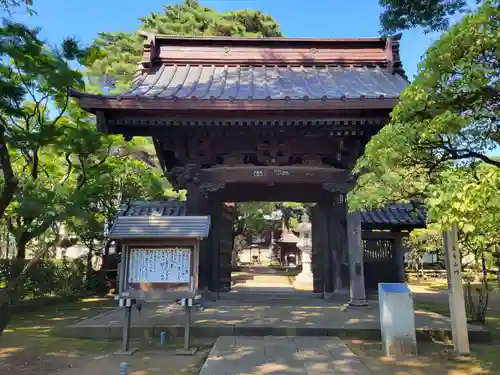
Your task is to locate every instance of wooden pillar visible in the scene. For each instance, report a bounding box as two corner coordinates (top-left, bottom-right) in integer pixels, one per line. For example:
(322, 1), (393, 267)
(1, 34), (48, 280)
(347, 211), (367, 306)
(209, 198), (222, 299)
(331, 195), (347, 292)
(311, 205), (323, 293)
(186, 181), (203, 215)
(186, 182), (212, 294)
(393, 231), (406, 283)
(317, 200), (334, 295)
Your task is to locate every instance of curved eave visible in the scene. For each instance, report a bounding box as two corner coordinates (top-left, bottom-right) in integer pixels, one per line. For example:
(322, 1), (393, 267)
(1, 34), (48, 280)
(70, 95), (398, 114)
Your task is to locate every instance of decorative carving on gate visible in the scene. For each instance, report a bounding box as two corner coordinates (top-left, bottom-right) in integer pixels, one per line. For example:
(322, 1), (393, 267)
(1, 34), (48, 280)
(301, 154), (323, 166)
(256, 139), (291, 166)
(199, 182), (226, 195)
(322, 180), (350, 193)
(187, 138), (214, 163)
(167, 163), (201, 190)
(222, 152), (245, 166)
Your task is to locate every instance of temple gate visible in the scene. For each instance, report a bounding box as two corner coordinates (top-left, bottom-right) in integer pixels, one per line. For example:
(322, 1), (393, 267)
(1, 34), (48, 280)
(71, 34), (424, 303)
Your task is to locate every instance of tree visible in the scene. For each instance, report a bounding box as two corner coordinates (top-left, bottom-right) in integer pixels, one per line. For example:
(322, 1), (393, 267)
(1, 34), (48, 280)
(66, 157), (167, 287)
(0, 21), (93, 332)
(0, 22), (86, 226)
(351, 1), (499, 209)
(378, 0), (470, 33)
(0, 0), (33, 14)
(85, 0), (282, 91)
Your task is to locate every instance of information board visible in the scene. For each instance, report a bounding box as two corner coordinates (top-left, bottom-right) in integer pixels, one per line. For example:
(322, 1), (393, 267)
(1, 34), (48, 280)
(128, 248), (191, 284)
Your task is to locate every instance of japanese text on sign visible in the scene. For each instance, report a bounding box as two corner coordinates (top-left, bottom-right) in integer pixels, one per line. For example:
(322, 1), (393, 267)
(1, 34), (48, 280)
(128, 248), (191, 284)
(450, 244), (461, 276)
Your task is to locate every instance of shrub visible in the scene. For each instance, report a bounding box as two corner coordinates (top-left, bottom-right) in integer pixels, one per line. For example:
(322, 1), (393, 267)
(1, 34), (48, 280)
(0, 258), (86, 303)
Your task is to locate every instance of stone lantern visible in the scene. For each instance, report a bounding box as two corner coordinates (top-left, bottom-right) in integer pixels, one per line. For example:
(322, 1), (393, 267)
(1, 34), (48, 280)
(294, 212), (313, 289)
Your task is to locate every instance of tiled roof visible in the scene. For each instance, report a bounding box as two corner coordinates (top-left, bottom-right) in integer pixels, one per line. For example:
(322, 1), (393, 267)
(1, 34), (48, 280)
(114, 201), (426, 231)
(108, 215), (210, 239)
(276, 231), (300, 244)
(360, 204), (426, 230)
(117, 200), (187, 217)
(112, 65), (407, 102)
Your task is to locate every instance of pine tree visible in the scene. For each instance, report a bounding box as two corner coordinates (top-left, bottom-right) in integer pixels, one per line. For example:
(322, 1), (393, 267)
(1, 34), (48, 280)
(86, 0), (282, 92)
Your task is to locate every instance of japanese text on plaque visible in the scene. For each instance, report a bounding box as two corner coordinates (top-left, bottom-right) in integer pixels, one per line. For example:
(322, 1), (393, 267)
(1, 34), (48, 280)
(128, 248), (191, 284)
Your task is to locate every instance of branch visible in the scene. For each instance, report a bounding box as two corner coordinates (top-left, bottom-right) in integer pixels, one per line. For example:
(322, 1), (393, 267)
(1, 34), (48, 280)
(60, 152), (73, 184)
(0, 127), (18, 219)
(49, 89), (70, 128)
(30, 146), (39, 179)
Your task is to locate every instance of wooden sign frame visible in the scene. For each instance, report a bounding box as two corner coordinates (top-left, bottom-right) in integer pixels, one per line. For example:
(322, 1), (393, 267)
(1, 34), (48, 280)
(118, 238), (200, 301)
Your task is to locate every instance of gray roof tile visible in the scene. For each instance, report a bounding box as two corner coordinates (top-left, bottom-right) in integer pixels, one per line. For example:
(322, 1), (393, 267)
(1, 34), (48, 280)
(360, 204), (426, 230)
(114, 200), (425, 233)
(109, 201), (210, 239)
(120, 65), (407, 101)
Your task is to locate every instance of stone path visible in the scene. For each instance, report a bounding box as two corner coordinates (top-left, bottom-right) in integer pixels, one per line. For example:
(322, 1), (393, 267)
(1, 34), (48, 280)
(199, 336), (373, 375)
(66, 295), (488, 342)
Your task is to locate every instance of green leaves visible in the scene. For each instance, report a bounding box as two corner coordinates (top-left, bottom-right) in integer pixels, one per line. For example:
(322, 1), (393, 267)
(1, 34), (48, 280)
(379, 0), (469, 33)
(352, 1), (499, 209)
(85, 0), (282, 92)
(352, 1), (499, 267)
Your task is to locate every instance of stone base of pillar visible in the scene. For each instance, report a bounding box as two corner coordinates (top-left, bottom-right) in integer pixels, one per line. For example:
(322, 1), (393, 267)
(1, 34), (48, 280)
(322, 290), (350, 300)
(294, 245), (313, 291)
(348, 298), (369, 307)
(293, 266), (313, 290)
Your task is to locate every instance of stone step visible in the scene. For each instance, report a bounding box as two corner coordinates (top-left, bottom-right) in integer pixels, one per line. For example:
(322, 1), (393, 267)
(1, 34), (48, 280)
(219, 291), (325, 303)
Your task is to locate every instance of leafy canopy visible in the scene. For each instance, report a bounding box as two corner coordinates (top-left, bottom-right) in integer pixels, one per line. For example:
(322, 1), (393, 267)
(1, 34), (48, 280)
(86, 0), (282, 91)
(351, 1), (499, 212)
(378, 0), (469, 33)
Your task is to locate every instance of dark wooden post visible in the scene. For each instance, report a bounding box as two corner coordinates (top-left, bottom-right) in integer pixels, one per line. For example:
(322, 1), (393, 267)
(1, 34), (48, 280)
(208, 198), (222, 300)
(393, 231), (406, 283)
(347, 211), (367, 306)
(311, 204), (323, 293)
(331, 194), (347, 292)
(186, 181), (212, 295)
(317, 200), (334, 296)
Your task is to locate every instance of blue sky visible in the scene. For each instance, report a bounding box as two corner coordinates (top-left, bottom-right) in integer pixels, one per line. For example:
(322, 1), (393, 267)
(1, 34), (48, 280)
(8, 0), (497, 156)
(13, 0), (447, 80)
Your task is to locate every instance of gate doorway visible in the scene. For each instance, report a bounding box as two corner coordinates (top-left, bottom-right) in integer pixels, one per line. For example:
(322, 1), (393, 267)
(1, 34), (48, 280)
(230, 201), (312, 295)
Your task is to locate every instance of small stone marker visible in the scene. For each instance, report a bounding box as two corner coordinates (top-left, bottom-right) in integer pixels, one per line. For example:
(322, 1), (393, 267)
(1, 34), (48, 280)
(378, 282), (417, 356)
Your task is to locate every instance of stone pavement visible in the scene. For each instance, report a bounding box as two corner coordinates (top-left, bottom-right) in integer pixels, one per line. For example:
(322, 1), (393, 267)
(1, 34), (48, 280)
(199, 336), (372, 375)
(63, 294), (489, 342)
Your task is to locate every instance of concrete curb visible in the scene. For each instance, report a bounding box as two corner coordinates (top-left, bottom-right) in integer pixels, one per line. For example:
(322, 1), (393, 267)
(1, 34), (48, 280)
(58, 324), (491, 343)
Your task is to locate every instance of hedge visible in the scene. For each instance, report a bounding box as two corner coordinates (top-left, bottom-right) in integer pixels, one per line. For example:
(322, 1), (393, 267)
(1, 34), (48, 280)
(0, 258), (86, 303)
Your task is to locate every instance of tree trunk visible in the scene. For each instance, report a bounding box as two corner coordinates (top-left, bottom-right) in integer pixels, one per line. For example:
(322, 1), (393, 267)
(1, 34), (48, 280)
(0, 251), (45, 335)
(86, 247), (93, 289)
(0, 130), (18, 220)
(482, 251), (487, 281)
(16, 238), (28, 259)
(6, 230), (9, 259)
(0, 290), (12, 336)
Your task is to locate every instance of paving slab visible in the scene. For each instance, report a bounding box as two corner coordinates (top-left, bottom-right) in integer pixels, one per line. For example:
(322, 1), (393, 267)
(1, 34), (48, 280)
(63, 295), (490, 342)
(199, 336), (372, 375)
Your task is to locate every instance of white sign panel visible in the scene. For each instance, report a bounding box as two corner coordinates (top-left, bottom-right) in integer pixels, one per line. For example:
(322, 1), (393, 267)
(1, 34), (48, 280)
(128, 248), (191, 284)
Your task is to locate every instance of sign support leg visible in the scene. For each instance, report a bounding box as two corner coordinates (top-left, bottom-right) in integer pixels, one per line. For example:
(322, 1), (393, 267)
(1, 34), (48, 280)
(184, 304), (191, 351)
(114, 303), (137, 355)
(176, 300), (197, 355)
(122, 305), (131, 353)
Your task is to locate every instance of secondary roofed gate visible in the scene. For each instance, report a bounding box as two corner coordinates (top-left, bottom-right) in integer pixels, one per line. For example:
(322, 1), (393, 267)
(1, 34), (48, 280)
(72, 33), (426, 302)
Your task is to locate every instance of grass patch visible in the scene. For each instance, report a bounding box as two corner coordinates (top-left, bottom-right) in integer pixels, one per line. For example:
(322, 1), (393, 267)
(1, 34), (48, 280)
(411, 284), (500, 373)
(0, 296), (117, 374)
